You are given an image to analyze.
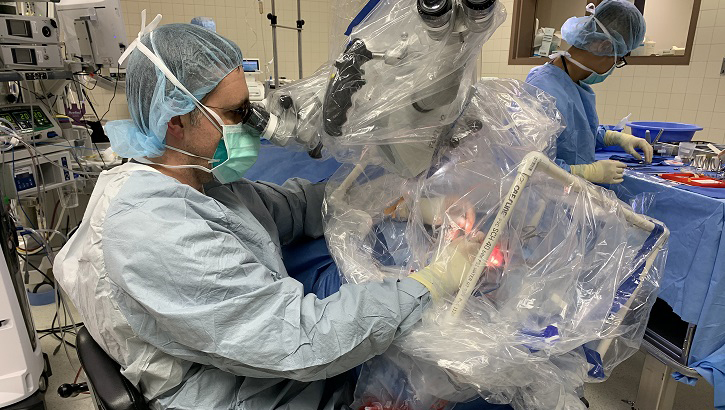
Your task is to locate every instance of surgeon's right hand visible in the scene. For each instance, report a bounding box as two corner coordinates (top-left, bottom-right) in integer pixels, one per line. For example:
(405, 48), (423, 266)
(409, 236), (482, 300)
(570, 160), (627, 184)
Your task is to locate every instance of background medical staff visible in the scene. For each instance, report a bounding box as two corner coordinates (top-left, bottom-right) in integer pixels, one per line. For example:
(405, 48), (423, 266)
(526, 0), (652, 185)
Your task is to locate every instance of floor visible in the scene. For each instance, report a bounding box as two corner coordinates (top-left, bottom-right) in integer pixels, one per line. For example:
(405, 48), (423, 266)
(31, 302), (716, 410)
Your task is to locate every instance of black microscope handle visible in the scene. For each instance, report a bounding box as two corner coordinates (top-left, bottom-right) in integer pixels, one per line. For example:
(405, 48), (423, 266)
(323, 39), (374, 137)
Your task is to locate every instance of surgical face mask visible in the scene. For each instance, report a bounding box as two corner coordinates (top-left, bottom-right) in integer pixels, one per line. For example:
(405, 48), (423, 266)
(162, 111), (261, 184)
(208, 123), (260, 184)
(559, 53), (616, 86)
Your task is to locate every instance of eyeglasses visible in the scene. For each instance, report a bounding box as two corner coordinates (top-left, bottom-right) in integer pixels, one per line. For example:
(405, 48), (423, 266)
(615, 56), (627, 69)
(207, 102), (252, 123)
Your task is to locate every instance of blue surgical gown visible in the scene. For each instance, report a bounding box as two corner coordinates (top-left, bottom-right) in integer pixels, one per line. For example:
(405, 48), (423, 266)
(54, 162), (430, 410)
(526, 63), (607, 170)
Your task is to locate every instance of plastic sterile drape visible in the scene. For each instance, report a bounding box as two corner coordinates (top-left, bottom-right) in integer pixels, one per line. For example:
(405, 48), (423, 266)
(264, 1), (669, 409)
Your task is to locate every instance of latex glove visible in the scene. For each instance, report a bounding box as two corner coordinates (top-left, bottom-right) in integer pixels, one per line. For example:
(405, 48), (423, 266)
(604, 130), (653, 164)
(386, 197), (476, 235)
(570, 160), (627, 184)
(409, 236), (482, 299)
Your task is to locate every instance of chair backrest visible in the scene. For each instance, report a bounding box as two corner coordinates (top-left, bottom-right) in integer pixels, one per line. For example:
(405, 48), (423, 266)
(76, 326), (150, 410)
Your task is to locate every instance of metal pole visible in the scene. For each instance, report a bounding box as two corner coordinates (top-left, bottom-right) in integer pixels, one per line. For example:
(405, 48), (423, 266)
(270, 0), (280, 89)
(297, 0), (303, 79)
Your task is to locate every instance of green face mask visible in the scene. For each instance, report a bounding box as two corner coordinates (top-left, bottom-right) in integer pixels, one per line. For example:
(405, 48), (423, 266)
(210, 123), (261, 184)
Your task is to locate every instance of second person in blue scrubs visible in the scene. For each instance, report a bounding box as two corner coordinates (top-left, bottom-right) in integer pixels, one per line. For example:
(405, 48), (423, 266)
(526, 0), (652, 185)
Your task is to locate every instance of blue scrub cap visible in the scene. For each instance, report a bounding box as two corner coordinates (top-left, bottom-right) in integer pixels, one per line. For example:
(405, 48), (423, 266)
(190, 16), (217, 32)
(561, 0), (646, 57)
(105, 20), (243, 158)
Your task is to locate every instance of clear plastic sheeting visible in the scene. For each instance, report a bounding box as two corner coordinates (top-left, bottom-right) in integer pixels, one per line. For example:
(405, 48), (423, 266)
(265, 0), (506, 165)
(263, 0), (669, 408)
(323, 80), (668, 410)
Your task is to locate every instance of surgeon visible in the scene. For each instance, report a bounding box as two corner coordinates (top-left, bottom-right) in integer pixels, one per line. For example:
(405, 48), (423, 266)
(526, 0), (652, 185)
(53, 18), (487, 410)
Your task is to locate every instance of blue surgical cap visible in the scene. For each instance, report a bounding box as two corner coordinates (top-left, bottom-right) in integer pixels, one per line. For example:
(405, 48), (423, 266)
(190, 16), (217, 32)
(561, 0), (646, 57)
(106, 23), (243, 158)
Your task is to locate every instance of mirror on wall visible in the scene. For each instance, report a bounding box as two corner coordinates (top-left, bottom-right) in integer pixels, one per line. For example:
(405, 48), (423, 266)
(510, 0), (701, 65)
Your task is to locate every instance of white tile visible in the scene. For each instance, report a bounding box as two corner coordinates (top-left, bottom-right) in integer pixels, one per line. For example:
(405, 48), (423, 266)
(657, 78), (673, 93)
(684, 93), (702, 110)
(655, 93), (671, 109)
(713, 26), (725, 44)
(693, 44), (711, 62)
(660, 66), (676, 78)
(646, 66), (662, 77)
(715, 95), (725, 112)
(717, 9), (725, 27)
(707, 61), (724, 78)
(701, 10), (717, 27)
(687, 77), (705, 94)
(653, 108), (669, 120)
(682, 109), (699, 123)
(669, 93), (686, 110)
(631, 77), (646, 92)
(644, 77), (660, 91)
(703, 0), (719, 10)
(620, 76), (634, 91)
(703, 78), (721, 95)
(701, 94), (718, 110)
(708, 128), (725, 143)
(672, 78), (689, 94)
(642, 92), (657, 108)
(696, 110), (714, 128)
(639, 107), (655, 120)
(709, 43), (725, 62)
(696, 27), (714, 45)
(689, 62), (707, 78)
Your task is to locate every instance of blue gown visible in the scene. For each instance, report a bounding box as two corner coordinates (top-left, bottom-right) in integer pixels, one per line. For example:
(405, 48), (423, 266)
(526, 63), (607, 170)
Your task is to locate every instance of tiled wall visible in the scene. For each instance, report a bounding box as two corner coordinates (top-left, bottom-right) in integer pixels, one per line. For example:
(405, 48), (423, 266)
(85, 0), (331, 121)
(481, 0), (725, 144)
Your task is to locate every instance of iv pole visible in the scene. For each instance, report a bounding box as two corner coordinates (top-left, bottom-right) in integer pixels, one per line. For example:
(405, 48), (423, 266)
(267, 0), (305, 89)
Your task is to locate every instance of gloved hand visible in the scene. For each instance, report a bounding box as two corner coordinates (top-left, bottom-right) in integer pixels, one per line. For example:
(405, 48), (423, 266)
(570, 160), (627, 184)
(409, 236), (482, 299)
(385, 196), (476, 235)
(604, 130), (653, 164)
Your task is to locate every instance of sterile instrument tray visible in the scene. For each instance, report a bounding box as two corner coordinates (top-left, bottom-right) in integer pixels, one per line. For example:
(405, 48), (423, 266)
(660, 173), (725, 188)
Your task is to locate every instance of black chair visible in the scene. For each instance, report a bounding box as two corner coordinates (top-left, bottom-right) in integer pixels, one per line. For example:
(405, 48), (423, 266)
(76, 326), (150, 410)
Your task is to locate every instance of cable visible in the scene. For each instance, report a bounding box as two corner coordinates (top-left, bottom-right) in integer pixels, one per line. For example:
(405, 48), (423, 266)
(17, 253), (54, 285)
(100, 67), (120, 122)
(73, 367), (82, 384)
(71, 75), (98, 92)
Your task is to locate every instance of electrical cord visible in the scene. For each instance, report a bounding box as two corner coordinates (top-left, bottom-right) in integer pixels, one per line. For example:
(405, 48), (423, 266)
(100, 67), (120, 122)
(17, 253), (54, 286)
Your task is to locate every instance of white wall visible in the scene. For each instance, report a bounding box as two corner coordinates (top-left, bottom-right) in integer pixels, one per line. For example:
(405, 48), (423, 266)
(643, 0), (694, 52)
(85, 0), (332, 121)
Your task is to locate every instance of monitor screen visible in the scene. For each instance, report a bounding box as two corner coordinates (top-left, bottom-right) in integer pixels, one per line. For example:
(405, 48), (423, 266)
(11, 48), (35, 65)
(7, 20), (31, 38)
(243, 59), (260, 72)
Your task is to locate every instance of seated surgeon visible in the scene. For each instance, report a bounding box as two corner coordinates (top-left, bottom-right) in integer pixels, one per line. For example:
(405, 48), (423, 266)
(53, 22), (485, 410)
(526, 0), (652, 185)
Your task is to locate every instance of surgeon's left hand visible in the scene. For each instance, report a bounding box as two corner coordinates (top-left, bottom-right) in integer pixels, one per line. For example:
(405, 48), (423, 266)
(605, 130), (653, 164)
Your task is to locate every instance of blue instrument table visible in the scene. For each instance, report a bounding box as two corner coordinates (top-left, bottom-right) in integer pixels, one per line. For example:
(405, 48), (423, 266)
(596, 152), (725, 407)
